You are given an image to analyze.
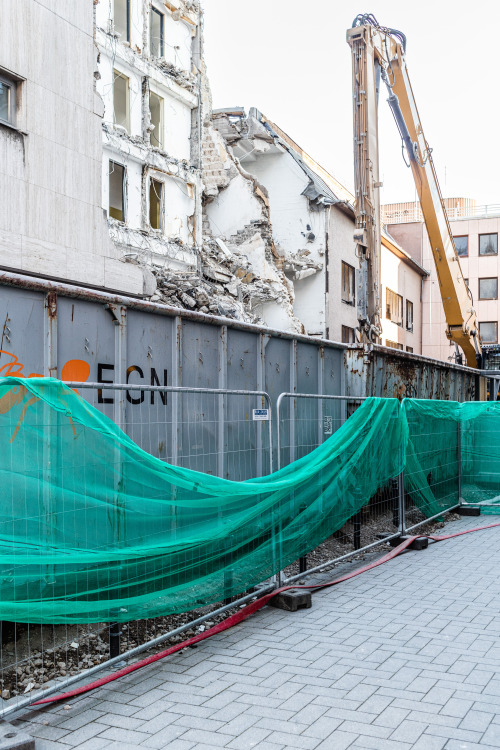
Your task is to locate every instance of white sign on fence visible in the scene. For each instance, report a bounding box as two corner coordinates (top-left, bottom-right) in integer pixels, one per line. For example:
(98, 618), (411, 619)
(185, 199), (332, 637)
(253, 408), (269, 421)
(323, 415), (333, 435)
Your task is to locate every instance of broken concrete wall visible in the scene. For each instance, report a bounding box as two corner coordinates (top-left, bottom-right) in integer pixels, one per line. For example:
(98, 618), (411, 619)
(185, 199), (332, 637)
(203, 109), (331, 335)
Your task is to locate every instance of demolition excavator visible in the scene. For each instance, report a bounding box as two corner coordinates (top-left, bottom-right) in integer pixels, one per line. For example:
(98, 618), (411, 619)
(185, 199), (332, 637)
(347, 14), (482, 367)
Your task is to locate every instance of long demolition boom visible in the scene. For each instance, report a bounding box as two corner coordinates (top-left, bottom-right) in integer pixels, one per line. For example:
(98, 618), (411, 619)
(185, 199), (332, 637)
(347, 14), (481, 367)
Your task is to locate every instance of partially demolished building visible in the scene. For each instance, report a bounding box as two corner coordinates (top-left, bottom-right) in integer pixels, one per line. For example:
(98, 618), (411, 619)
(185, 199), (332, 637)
(0, 1), (428, 353)
(204, 107), (428, 352)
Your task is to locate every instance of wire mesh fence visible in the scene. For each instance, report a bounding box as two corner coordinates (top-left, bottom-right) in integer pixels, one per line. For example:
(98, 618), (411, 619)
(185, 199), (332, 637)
(403, 403), (461, 533)
(0, 387), (472, 718)
(276, 393), (404, 582)
(0, 381), (273, 716)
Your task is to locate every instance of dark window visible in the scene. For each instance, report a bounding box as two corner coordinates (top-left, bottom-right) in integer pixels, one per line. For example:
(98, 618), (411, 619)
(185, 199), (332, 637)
(386, 340), (403, 350)
(0, 73), (16, 127)
(406, 346), (414, 353)
(479, 278), (498, 300)
(386, 288), (403, 326)
(109, 161), (126, 222)
(479, 233), (498, 256)
(150, 7), (164, 57)
(406, 300), (414, 332)
(341, 262), (355, 306)
(341, 325), (356, 344)
(453, 236), (468, 257)
(149, 178), (164, 229)
(114, 0), (130, 42)
(479, 321), (498, 343)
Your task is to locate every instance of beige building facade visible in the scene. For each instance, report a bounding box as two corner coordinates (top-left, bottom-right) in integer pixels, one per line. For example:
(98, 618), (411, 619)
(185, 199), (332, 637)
(384, 201), (500, 362)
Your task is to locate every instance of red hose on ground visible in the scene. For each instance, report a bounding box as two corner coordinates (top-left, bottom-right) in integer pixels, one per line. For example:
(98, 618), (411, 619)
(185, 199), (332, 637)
(32, 521), (500, 707)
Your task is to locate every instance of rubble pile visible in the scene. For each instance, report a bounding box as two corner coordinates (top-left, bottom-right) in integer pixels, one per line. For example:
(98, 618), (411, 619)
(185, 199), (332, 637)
(156, 60), (197, 93)
(147, 225), (302, 327)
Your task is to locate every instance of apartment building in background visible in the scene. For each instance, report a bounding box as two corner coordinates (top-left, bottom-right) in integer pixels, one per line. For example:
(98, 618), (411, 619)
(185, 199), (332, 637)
(383, 200), (500, 362)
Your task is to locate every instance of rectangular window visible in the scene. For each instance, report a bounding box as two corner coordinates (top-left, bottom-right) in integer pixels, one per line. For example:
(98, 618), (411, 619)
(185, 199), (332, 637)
(150, 6), (164, 57)
(341, 325), (356, 344)
(479, 321), (498, 344)
(386, 288), (403, 326)
(386, 340), (403, 351)
(109, 161), (126, 222)
(454, 236), (468, 257)
(464, 278), (469, 287)
(114, 0), (130, 42)
(149, 178), (164, 229)
(0, 74), (16, 127)
(113, 70), (130, 132)
(406, 346), (414, 353)
(479, 233), (498, 256)
(149, 91), (164, 149)
(406, 300), (414, 332)
(341, 261), (355, 306)
(479, 278), (498, 300)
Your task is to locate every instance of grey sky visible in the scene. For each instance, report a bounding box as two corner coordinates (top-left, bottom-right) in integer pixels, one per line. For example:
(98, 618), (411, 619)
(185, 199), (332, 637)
(201, 0), (500, 207)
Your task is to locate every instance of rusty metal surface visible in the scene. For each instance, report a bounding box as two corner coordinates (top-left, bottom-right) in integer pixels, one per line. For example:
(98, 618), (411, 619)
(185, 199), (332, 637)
(344, 344), (481, 401)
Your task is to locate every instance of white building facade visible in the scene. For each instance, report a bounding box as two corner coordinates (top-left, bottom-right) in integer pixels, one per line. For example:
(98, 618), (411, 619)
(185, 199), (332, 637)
(95, 0), (203, 280)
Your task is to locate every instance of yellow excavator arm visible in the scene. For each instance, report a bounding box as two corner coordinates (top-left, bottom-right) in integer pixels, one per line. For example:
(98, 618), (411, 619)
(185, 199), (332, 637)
(347, 14), (481, 367)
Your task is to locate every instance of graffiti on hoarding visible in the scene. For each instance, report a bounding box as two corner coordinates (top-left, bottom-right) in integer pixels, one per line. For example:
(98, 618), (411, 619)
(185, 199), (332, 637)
(0, 349), (168, 442)
(0, 350), (83, 443)
(0, 351), (167, 404)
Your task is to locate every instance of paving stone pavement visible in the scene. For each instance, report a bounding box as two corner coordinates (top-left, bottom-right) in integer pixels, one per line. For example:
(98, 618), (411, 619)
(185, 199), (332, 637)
(13, 514), (500, 750)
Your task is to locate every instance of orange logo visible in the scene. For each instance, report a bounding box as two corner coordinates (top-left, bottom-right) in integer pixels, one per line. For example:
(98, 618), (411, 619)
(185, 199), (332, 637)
(0, 351), (90, 442)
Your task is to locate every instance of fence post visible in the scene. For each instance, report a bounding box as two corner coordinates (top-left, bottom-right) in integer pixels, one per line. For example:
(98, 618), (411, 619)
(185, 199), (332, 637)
(353, 512), (362, 550)
(109, 621), (121, 658)
(398, 467), (406, 536)
(457, 421), (462, 506)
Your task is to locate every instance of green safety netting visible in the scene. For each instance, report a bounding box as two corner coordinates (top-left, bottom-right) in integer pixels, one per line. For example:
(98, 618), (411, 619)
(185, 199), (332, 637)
(0, 378), (405, 624)
(0, 378), (499, 625)
(402, 398), (500, 517)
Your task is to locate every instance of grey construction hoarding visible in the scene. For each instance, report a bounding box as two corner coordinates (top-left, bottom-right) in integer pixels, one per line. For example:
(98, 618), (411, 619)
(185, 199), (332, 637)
(0, 271), (482, 478)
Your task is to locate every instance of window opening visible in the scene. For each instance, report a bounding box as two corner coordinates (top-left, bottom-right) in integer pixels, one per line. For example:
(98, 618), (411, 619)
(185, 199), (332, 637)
(149, 91), (164, 149)
(385, 340), (403, 350)
(341, 326), (356, 344)
(149, 178), (163, 229)
(113, 70), (130, 132)
(453, 236), (468, 257)
(386, 288), (403, 326)
(406, 300), (414, 332)
(479, 278), (498, 300)
(0, 74), (16, 127)
(109, 161), (126, 222)
(341, 262), (355, 306)
(479, 233), (498, 256)
(406, 346), (414, 353)
(479, 321), (498, 344)
(114, 0), (130, 42)
(150, 7), (164, 57)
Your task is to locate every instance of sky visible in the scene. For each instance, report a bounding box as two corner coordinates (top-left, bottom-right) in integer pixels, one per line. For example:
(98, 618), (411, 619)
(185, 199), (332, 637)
(201, 0), (500, 207)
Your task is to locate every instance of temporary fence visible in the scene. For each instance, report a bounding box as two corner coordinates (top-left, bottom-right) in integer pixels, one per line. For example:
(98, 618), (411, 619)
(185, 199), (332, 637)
(0, 378), (273, 716)
(0, 379), (498, 718)
(277, 393), (405, 583)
